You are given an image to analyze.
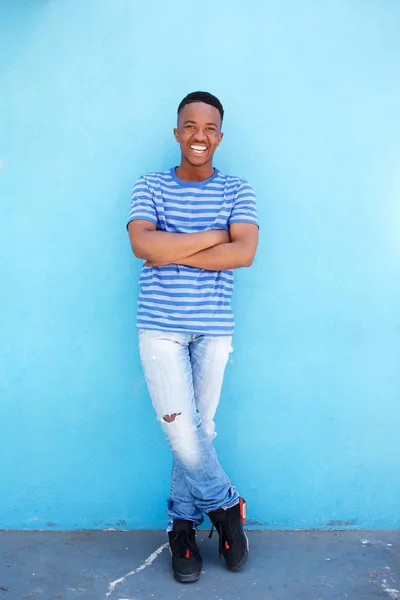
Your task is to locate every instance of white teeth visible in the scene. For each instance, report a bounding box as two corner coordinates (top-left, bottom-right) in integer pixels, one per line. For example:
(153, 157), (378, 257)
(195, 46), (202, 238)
(191, 145), (207, 151)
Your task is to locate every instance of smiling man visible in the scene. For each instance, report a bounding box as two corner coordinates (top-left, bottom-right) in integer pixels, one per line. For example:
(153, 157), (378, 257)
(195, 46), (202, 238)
(127, 91), (258, 583)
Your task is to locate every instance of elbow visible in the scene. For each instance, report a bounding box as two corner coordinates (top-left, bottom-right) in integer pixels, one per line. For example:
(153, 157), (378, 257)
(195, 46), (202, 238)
(235, 241), (256, 268)
(131, 242), (149, 260)
(241, 254), (254, 267)
(130, 243), (143, 259)
(129, 234), (152, 260)
(128, 227), (154, 260)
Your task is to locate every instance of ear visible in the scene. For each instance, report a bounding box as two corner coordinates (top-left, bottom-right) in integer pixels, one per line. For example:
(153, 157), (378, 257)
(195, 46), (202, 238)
(173, 127), (180, 143)
(217, 131), (224, 146)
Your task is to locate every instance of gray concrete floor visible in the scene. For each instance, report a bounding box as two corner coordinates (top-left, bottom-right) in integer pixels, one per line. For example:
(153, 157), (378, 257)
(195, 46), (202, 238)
(0, 530), (399, 600)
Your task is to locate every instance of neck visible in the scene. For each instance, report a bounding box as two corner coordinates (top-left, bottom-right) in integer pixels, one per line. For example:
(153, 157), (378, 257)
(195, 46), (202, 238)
(176, 159), (214, 182)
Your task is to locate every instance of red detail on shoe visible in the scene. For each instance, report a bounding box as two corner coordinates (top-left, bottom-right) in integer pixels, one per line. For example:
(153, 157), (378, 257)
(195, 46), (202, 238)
(225, 541), (230, 550)
(239, 498), (246, 524)
(185, 549), (190, 559)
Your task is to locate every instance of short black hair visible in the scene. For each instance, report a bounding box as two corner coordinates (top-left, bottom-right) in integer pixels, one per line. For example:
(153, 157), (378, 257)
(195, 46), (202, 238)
(177, 91), (224, 123)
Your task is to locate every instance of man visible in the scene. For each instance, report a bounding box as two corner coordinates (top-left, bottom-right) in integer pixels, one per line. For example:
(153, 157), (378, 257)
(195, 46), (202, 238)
(127, 91), (258, 583)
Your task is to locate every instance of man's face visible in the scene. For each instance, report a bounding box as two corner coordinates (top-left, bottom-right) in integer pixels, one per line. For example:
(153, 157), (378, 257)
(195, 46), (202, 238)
(174, 102), (223, 168)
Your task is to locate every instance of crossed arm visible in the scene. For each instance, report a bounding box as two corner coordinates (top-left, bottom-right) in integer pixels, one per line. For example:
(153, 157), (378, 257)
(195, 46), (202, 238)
(128, 220), (258, 271)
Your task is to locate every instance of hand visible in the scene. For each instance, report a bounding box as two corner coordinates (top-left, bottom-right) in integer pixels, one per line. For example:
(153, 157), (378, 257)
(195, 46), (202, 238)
(144, 260), (172, 267)
(211, 229), (230, 245)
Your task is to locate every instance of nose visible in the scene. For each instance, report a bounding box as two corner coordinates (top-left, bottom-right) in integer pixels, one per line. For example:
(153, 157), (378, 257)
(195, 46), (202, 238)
(193, 128), (207, 141)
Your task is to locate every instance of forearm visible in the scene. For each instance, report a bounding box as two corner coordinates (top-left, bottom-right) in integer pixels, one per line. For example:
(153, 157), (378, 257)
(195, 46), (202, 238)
(130, 228), (227, 262)
(176, 241), (254, 271)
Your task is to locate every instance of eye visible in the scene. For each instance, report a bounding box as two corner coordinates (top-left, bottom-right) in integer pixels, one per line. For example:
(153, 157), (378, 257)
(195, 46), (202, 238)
(185, 125), (195, 130)
(206, 127), (216, 133)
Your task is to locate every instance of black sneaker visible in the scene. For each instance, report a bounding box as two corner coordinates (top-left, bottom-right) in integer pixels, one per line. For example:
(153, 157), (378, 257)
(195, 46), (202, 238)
(207, 498), (248, 571)
(168, 519), (202, 583)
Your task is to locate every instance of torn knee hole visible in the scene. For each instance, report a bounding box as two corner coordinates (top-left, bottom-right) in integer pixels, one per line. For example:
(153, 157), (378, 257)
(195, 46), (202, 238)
(163, 413), (181, 423)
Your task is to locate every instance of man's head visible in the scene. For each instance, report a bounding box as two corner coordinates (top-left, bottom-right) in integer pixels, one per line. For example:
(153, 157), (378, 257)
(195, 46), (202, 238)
(174, 91), (224, 169)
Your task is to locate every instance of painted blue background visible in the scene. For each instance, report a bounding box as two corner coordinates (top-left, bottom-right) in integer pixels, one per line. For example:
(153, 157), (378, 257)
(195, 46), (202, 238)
(1, 0), (399, 530)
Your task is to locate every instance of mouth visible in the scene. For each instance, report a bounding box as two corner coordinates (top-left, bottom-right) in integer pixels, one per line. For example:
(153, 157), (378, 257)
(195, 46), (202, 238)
(190, 144), (208, 156)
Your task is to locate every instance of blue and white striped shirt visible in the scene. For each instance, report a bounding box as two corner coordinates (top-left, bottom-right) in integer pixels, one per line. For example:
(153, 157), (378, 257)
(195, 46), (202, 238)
(127, 167), (258, 335)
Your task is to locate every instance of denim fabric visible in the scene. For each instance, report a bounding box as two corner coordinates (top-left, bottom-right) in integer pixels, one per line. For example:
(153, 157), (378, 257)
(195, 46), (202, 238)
(138, 329), (239, 529)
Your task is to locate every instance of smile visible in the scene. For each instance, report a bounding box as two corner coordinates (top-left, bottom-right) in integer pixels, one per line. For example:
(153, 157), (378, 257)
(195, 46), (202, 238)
(190, 145), (208, 155)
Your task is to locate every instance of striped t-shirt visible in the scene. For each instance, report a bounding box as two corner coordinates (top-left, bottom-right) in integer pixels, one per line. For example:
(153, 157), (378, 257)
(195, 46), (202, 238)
(127, 167), (258, 335)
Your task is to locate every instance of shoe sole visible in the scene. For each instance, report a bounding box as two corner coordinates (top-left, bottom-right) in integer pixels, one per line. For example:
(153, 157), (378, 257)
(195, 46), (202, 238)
(173, 570), (202, 583)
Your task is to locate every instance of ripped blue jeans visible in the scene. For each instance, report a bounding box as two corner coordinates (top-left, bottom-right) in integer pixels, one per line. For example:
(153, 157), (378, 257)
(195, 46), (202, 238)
(138, 329), (239, 529)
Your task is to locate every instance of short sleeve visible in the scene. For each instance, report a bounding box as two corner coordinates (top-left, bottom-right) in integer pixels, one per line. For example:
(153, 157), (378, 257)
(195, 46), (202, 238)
(228, 181), (259, 227)
(126, 176), (158, 229)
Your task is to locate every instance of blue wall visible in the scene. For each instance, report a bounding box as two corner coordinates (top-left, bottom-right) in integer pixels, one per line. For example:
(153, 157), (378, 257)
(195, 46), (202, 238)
(1, 0), (399, 530)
